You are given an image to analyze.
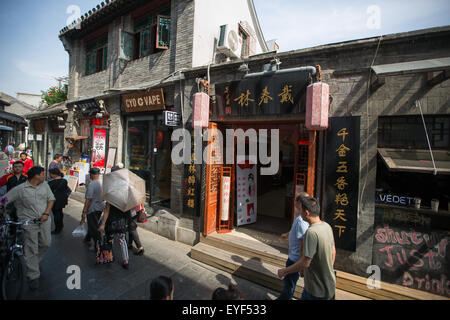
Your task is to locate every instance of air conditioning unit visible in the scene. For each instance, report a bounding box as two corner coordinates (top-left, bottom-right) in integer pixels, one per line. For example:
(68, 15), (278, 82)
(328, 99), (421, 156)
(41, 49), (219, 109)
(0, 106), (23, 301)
(217, 24), (243, 59)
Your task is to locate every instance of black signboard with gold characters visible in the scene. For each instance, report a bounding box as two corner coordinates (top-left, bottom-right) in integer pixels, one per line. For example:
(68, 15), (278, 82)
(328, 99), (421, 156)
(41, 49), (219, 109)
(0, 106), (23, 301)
(324, 116), (360, 252)
(214, 70), (310, 117)
(183, 131), (201, 216)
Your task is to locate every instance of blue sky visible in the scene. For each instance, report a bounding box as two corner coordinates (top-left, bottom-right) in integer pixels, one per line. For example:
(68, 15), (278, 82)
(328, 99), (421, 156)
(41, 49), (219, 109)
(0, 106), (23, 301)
(0, 0), (449, 98)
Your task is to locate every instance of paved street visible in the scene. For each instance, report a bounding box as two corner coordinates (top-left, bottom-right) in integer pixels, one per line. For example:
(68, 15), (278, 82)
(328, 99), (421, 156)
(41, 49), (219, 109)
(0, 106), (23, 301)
(22, 199), (279, 300)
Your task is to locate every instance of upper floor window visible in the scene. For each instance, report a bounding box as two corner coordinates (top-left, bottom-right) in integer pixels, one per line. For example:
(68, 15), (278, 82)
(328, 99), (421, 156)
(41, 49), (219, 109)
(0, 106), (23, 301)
(119, 6), (171, 61)
(85, 35), (108, 75)
(378, 115), (450, 150)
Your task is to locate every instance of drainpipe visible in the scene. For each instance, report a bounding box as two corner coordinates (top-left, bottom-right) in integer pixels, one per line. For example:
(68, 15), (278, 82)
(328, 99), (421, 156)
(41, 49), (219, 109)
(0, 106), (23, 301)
(243, 66), (317, 79)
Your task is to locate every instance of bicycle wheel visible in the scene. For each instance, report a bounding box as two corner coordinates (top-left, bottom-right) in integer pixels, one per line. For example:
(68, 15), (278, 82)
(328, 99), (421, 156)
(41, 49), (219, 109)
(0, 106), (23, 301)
(1, 253), (26, 300)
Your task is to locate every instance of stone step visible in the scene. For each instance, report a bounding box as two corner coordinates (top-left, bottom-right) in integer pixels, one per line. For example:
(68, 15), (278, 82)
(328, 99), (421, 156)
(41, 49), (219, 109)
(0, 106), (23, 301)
(197, 232), (447, 300)
(190, 242), (368, 300)
(200, 232), (288, 268)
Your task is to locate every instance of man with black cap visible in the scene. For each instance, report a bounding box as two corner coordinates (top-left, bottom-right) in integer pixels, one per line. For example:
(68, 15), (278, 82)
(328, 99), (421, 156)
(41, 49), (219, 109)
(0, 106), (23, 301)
(80, 167), (105, 251)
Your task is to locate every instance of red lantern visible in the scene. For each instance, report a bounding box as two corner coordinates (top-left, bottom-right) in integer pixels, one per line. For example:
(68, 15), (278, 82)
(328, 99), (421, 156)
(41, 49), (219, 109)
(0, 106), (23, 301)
(306, 82), (329, 130)
(192, 92), (210, 129)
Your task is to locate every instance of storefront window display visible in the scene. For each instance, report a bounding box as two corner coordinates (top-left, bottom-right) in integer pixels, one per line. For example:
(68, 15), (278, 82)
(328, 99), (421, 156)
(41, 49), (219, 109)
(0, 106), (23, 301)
(125, 114), (172, 207)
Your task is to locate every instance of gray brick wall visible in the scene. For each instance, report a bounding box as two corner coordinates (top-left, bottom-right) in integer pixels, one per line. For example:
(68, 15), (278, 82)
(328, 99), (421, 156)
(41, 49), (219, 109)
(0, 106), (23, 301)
(63, 0), (194, 100)
(183, 28), (450, 276)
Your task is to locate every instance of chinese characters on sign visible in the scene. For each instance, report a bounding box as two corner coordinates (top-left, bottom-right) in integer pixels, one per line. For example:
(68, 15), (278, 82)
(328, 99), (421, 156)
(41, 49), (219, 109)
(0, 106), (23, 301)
(220, 176), (231, 221)
(236, 160), (257, 226)
(92, 128), (107, 168)
(324, 117), (360, 252)
(184, 131), (200, 216)
(214, 71), (310, 117)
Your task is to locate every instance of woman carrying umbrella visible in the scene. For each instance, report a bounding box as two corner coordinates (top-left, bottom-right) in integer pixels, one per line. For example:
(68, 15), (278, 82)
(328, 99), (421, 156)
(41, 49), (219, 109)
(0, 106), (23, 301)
(98, 201), (130, 269)
(98, 165), (147, 269)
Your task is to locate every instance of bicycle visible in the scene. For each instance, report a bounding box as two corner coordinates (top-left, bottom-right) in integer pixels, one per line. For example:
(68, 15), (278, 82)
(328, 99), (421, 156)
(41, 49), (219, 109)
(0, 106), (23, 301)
(0, 207), (41, 300)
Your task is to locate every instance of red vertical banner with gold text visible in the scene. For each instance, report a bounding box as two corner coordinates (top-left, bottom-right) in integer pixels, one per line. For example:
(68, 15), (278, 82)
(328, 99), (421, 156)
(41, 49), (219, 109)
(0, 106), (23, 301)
(92, 128), (107, 168)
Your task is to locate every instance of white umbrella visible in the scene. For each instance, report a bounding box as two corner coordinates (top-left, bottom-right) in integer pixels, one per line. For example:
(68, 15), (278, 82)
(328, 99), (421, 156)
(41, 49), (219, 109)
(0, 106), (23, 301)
(102, 168), (146, 212)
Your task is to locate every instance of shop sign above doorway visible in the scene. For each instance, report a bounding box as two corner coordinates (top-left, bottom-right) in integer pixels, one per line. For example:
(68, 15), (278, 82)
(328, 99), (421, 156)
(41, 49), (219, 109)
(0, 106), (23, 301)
(122, 89), (165, 113)
(214, 71), (310, 118)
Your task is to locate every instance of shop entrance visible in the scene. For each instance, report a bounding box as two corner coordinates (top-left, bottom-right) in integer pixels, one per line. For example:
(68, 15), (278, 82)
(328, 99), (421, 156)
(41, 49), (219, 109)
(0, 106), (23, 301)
(204, 122), (315, 237)
(125, 114), (172, 208)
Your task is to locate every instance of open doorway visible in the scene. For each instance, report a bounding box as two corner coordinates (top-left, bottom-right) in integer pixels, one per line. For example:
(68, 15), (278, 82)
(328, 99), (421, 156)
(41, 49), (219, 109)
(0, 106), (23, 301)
(231, 123), (310, 236)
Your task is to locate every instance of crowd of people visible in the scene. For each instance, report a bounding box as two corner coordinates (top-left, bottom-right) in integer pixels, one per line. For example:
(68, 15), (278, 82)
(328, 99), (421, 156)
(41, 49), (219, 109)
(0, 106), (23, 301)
(0, 151), (148, 291)
(0, 148), (337, 300)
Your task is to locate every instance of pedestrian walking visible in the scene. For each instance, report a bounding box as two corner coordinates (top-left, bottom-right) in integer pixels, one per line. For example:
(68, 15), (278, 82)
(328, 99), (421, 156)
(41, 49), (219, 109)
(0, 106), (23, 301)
(276, 192), (310, 300)
(48, 168), (71, 235)
(150, 276), (174, 300)
(47, 154), (63, 181)
(128, 203), (145, 256)
(98, 202), (130, 269)
(4, 166), (55, 290)
(19, 151), (34, 174)
(277, 194), (336, 300)
(6, 160), (27, 192)
(6, 160), (28, 221)
(80, 167), (105, 251)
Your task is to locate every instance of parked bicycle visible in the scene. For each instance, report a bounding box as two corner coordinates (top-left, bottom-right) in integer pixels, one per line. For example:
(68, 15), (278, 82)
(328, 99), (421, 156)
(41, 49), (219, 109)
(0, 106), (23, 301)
(0, 206), (40, 300)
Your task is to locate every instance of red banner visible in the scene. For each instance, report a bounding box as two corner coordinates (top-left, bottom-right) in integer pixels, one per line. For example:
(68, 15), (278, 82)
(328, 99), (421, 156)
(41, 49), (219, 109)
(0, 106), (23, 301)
(92, 128), (106, 167)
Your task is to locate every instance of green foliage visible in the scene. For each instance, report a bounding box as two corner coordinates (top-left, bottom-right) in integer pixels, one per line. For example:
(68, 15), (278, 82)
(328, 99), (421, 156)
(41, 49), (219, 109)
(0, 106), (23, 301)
(41, 85), (68, 106)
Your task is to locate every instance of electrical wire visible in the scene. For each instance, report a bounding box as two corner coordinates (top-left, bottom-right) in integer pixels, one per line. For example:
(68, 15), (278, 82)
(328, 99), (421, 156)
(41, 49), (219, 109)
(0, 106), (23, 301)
(416, 100), (437, 175)
(360, 35), (382, 214)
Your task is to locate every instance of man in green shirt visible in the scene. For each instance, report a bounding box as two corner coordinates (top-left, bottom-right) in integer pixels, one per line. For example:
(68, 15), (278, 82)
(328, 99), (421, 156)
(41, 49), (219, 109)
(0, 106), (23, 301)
(5, 166), (55, 290)
(278, 194), (336, 300)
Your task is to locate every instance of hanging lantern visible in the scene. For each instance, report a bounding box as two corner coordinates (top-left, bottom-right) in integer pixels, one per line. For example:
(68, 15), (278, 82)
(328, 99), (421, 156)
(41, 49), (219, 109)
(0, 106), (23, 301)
(192, 92), (210, 129)
(306, 82), (329, 130)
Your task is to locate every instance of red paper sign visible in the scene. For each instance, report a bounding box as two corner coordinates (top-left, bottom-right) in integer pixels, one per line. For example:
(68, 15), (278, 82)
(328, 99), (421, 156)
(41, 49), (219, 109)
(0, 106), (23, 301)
(92, 128), (106, 167)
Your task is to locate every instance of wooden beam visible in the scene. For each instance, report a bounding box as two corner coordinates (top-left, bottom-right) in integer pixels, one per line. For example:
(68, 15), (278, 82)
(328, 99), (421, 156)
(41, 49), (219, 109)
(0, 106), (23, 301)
(307, 131), (317, 197)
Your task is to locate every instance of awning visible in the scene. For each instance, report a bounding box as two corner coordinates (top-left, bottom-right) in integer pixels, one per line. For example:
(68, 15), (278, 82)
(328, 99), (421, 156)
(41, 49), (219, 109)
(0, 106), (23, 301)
(378, 148), (450, 175)
(25, 102), (67, 119)
(370, 57), (450, 90)
(0, 125), (13, 131)
(0, 110), (27, 125)
(65, 136), (89, 141)
(372, 57), (450, 76)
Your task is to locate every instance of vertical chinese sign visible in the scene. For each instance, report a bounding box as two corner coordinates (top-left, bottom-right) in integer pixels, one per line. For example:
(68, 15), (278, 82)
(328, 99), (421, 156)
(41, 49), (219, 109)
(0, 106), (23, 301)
(92, 128), (107, 168)
(324, 116), (360, 252)
(220, 176), (231, 221)
(184, 131), (200, 216)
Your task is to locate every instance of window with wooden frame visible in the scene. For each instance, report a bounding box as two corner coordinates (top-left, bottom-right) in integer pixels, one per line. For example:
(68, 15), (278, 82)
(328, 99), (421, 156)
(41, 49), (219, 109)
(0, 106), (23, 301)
(85, 35), (108, 75)
(239, 26), (249, 57)
(119, 6), (170, 61)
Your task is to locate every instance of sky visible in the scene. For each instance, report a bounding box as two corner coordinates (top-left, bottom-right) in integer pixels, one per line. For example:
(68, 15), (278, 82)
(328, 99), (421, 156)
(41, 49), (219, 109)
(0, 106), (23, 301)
(0, 0), (449, 98)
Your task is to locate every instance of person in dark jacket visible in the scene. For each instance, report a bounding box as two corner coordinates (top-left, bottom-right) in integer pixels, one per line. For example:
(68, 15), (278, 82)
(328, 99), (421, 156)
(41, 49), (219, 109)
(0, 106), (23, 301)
(48, 168), (71, 235)
(6, 161), (28, 192)
(6, 161), (28, 221)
